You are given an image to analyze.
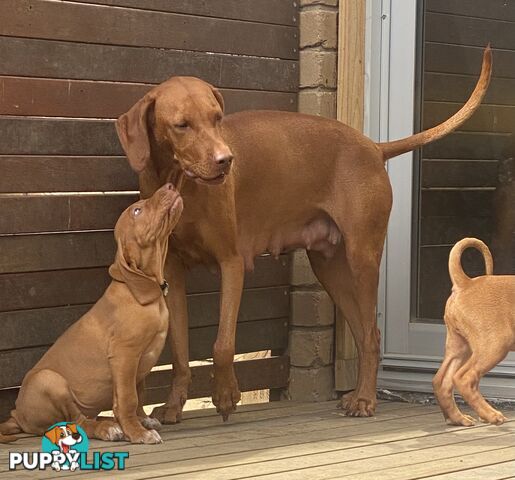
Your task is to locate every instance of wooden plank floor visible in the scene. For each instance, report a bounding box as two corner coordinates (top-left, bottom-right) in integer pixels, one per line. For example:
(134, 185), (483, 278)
(0, 400), (514, 479)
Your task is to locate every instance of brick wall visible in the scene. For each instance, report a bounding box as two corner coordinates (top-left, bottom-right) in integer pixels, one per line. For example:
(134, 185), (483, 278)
(287, 0), (339, 402)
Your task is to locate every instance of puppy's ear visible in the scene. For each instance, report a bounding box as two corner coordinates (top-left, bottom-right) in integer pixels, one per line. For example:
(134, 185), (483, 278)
(211, 86), (225, 113)
(44, 427), (60, 446)
(109, 240), (162, 305)
(116, 94), (155, 174)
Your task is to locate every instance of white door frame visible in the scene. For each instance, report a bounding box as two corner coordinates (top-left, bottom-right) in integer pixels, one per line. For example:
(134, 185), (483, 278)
(365, 0), (515, 398)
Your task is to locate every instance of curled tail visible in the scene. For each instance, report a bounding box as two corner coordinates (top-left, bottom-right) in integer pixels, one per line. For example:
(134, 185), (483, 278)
(449, 238), (494, 289)
(378, 45), (492, 161)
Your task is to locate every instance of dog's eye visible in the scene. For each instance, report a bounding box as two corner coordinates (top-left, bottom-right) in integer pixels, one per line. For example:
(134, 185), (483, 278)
(60, 432), (65, 437)
(133, 207), (142, 216)
(174, 121), (188, 130)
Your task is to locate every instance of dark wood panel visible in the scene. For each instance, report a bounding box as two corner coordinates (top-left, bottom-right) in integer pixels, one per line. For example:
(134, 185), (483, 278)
(421, 190), (494, 218)
(426, 0), (515, 22)
(0, 37), (298, 92)
(424, 74), (515, 106)
(2, 1), (297, 60)
(0, 388), (18, 422)
(422, 132), (511, 160)
(418, 245), (493, 320)
(420, 216), (494, 246)
(0, 267), (110, 312)
(425, 12), (515, 50)
(0, 256), (290, 311)
(0, 156), (136, 193)
(425, 44), (515, 78)
(69, 0), (298, 26)
(164, 317), (289, 364)
(423, 103), (515, 133)
(0, 317), (288, 387)
(421, 160), (499, 188)
(0, 77), (297, 118)
(0, 287), (288, 350)
(0, 232), (115, 274)
(0, 194), (137, 234)
(0, 117), (121, 156)
(145, 356), (290, 403)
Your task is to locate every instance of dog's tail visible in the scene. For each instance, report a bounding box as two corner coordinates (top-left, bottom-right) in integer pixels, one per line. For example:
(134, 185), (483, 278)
(449, 238), (494, 289)
(377, 45), (492, 161)
(0, 416), (22, 443)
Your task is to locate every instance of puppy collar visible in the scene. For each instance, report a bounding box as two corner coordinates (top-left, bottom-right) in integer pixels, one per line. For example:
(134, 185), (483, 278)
(160, 280), (169, 297)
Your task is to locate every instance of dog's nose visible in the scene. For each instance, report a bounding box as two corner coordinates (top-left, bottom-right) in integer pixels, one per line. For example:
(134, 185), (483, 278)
(214, 153), (233, 167)
(72, 433), (81, 440)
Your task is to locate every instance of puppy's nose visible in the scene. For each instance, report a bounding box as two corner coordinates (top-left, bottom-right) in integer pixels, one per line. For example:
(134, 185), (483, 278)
(214, 153), (233, 167)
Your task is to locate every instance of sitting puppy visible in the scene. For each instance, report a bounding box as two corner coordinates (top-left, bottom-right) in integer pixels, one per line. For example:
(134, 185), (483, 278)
(433, 237), (515, 426)
(0, 183), (183, 444)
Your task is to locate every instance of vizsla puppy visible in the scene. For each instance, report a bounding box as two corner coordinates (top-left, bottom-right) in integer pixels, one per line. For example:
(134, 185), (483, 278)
(433, 238), (515, 426)
(0, 184), (183, 444)
(115, 46), (492, 422)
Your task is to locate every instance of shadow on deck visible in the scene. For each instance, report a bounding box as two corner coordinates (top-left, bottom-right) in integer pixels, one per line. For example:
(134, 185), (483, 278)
(1, 400), (514, 479)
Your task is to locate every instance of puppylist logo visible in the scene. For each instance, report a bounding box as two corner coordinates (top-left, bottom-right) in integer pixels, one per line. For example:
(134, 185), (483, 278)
(9, 422), (129, 472)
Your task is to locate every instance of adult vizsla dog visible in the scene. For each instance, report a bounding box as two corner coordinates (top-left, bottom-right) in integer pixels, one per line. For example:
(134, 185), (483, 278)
(115, 47), (492, 422)
(433, 238), (515, 427)
(0, 184), (183, 444)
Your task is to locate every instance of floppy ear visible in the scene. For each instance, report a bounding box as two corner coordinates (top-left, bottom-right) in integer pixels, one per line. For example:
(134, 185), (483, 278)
(116, 94), (155, 174)
(44, 427), (60, 446)
(109, 240), (162, 305)
(211, 86), (225, 113)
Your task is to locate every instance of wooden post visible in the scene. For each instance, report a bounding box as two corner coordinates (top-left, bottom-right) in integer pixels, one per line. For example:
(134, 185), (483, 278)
(335, 0), (366, 391)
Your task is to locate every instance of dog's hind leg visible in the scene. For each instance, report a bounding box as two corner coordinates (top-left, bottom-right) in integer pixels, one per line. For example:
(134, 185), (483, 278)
(432, 326), (473, 426)
(453, 345), (509, 425)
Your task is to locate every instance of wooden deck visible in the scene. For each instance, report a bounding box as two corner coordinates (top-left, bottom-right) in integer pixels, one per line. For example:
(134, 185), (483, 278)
(1, 400), (514, 479)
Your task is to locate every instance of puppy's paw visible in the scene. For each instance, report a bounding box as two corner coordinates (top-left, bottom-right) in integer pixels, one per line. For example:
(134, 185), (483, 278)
(140, 416), (162, 431)
(129, 428), (162, 445)
(480, 409), (507, 426)
(95, 421), (125, 441)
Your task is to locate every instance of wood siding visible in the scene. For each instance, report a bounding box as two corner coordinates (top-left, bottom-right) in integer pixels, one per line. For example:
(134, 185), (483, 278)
(418, 0), (515, 320)
(0, 0), (298, 420)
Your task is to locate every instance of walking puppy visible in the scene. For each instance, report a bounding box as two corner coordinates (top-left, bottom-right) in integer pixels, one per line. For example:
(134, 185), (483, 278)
(0, 184), (183, 444)
(433, 238), (515, 426)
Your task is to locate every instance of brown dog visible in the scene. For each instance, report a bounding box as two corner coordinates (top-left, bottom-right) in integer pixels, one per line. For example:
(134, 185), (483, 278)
(115, 47), (492, 422)
(0, 184), (183, 444)
(433, 238), (515, 426)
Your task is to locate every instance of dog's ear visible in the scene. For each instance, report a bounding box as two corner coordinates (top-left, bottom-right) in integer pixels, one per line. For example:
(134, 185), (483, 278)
(109, 240), (162, 305)
(211, 86), (225, 113)
(68, 424), (78, 434)
(44, 427), (60, 446)
(116, 94), (155, 174)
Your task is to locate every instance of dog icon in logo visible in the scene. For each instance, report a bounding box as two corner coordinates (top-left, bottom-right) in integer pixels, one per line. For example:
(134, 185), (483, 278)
(44, 423), (83, 471)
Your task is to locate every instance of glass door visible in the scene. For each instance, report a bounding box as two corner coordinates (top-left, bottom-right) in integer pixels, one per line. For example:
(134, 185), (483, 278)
(368, 0), (515, 398)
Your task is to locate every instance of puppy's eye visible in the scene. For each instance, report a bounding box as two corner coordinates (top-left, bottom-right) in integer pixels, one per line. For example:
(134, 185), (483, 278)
(133, 207), (142, 216)
(174, 121), (188, 130)
(60, 432), (65, 437)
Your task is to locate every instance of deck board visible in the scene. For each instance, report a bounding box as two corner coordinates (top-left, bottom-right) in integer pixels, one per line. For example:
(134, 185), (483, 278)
(0, 400), (513, 479)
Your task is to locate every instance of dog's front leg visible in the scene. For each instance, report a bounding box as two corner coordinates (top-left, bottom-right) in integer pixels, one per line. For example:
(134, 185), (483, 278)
(213, 256), (245, 421)
(152, 254), (191, 424)
(109, 348), (162, 444)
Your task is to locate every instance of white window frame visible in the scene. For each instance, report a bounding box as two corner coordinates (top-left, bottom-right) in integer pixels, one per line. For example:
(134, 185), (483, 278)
(365, 0), (515, 398)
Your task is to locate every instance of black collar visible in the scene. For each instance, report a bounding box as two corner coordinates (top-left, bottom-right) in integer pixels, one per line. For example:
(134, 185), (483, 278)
(160, 280), (169, 297)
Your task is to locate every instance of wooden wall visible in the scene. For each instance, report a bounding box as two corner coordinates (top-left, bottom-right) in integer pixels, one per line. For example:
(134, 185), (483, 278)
(418, 0), (515, 320)
(0, 0), (298, 419)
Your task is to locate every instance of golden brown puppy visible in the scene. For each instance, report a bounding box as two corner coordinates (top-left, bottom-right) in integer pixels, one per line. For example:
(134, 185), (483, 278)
(433, 238), (515, 426)
(0, 184), (183, 444)
(116, 47), (492, 422)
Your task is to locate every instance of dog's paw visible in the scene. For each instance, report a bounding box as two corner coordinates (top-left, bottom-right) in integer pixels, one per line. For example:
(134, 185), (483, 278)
(140, 416), (162, 431)
(446, 413), (476, 427)
(151, 402), (183, 425)
(129, 429), (162, 445)
(70, 461), (80, 472)
(480, 409), (507, 426)
(213, 385), (241, 422)
(95, 421), (125, 441)
(339, 391), (376, 417)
